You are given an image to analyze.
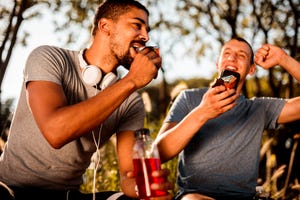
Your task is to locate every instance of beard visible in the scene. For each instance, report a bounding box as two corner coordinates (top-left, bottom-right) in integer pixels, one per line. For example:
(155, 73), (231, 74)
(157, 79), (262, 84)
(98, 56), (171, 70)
(118, 49), (133, 70)
(109, 33), (136, 70)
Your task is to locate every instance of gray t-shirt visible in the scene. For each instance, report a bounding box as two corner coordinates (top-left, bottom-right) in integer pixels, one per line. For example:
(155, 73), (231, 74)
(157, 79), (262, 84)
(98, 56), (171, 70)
(0, 45), (145, 190)
(165, 88), (286, 199)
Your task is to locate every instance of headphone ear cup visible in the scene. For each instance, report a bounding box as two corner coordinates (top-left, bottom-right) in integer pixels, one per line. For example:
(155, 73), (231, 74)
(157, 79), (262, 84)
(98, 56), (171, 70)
(81, 65), (102, 86)
(100, 72), (118, 90)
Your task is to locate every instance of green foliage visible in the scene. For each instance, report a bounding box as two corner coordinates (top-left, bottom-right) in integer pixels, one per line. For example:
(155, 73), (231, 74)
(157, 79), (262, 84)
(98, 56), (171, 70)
(0, 99), (14, 153)
(80, 137), (121, 193)
(162, 157), (179, 197)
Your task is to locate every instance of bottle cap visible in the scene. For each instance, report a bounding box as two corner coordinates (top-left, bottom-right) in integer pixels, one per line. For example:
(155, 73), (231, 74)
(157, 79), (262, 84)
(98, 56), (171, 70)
(134, 128), (150, 138)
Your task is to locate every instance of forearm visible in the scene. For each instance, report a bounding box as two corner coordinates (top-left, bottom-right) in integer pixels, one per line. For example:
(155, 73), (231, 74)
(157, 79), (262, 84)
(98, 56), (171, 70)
(156, 109), (209, 162)
(256, 44), (300, 83)
(30, 78), (138, 149)
(279, 53), (300, 83)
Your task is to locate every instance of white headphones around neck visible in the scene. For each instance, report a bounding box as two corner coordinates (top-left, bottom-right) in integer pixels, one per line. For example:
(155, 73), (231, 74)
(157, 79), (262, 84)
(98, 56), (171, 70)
(78, 49), (118, 89)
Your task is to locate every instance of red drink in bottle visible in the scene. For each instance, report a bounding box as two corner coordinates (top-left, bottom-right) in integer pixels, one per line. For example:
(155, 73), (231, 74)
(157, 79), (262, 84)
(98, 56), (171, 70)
(132, 128), (167, 200)
(133, 158), (166, 199)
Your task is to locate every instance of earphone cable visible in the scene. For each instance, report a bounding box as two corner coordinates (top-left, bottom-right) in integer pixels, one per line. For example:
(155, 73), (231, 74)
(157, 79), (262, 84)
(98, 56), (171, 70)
(91, 87), (102, 200)
(92, 124), (102, 200)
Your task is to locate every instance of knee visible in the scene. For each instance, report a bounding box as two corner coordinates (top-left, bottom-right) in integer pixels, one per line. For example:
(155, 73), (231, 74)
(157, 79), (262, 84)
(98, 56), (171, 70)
(180, 193), (215, 200)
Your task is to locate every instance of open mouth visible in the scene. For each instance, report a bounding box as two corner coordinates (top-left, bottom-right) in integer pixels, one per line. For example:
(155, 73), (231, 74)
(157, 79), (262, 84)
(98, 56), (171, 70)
(133, 46), (146, 52)
(133, 45), (159, 56)
(132, 42), (145, 52)
(225, 66), (237, 71)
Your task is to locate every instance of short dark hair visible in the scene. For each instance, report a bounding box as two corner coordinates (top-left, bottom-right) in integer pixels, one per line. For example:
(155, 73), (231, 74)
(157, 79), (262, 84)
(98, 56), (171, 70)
(232, 37), (254, 65)
(92, 0), (149, 36)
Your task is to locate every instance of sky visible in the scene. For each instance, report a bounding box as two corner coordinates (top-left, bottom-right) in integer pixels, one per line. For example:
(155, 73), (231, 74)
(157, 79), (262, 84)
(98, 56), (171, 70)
(1, 2), (217, 108)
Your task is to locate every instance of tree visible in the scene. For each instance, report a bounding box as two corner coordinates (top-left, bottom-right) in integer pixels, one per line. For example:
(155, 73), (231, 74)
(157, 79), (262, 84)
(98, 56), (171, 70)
(164, 0), (300, 98)
(0, 0), (104, 103)
(1, 0), (299, 197)
(0, 0), (33, 102)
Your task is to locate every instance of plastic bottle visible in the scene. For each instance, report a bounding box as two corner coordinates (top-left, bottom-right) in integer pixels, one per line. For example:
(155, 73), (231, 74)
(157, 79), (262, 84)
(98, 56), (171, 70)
(132, 128), (166, 200)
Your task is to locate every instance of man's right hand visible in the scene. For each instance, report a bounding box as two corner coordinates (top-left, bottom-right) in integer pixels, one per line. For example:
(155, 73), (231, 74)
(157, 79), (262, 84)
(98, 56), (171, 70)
(125, 46), (162, 89)
(127, 168), (173, 200)
(197, 86), (238, 120)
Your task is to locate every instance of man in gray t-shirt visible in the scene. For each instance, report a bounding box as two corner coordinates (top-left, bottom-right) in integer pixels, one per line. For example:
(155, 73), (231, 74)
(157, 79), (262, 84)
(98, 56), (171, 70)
(0, 1), (172, 200)
(154, 38), (300, 200)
